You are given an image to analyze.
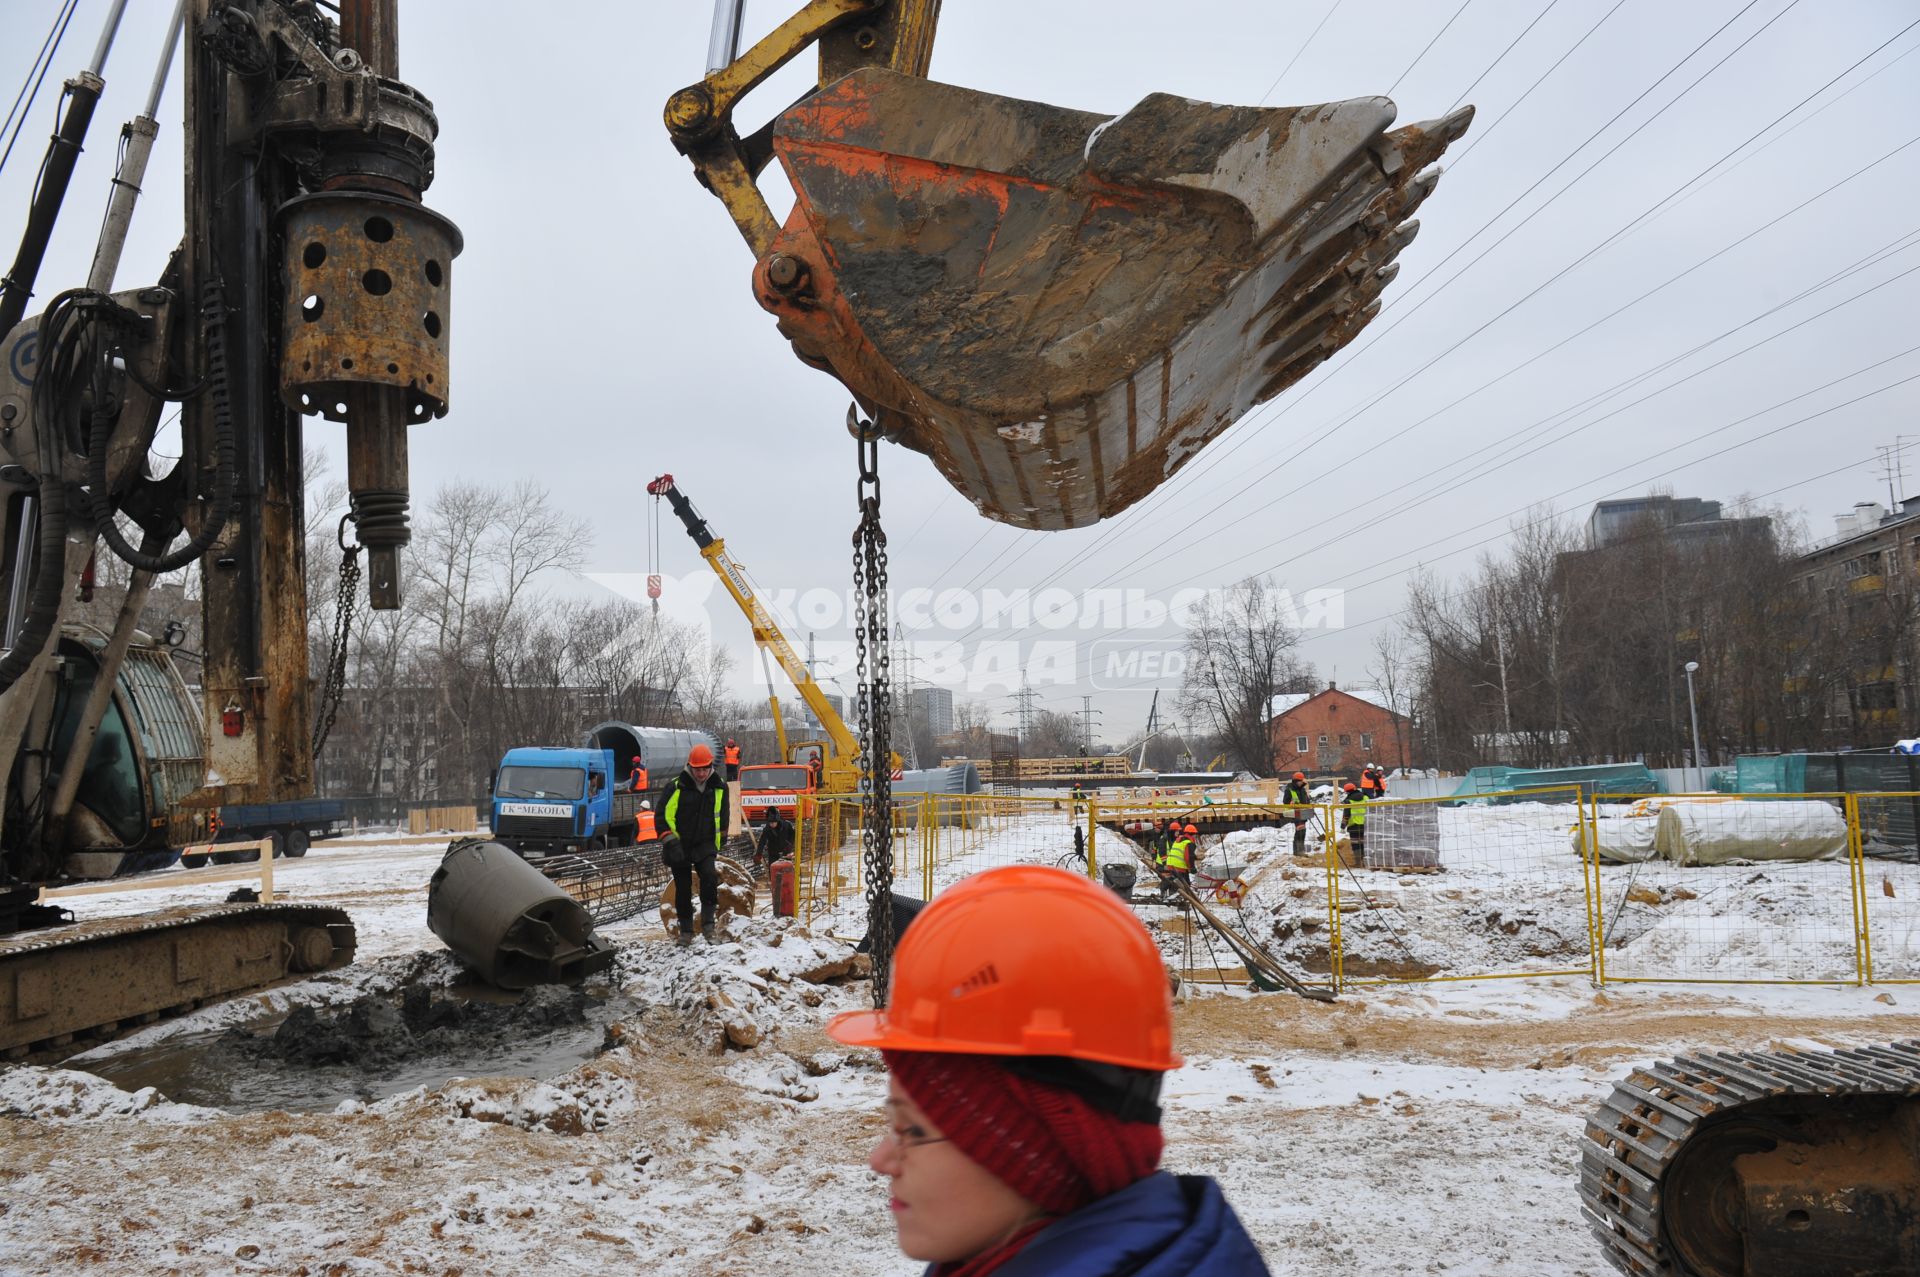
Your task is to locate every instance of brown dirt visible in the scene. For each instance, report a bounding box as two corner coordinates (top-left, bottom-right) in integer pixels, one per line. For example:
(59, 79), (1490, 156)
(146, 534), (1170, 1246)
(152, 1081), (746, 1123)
(1171, 987), (1920, 1071)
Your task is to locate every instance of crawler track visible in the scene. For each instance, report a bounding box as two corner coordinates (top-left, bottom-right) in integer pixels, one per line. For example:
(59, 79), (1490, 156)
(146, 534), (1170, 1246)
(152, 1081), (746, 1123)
(0, 903), (355, 1057)
(1580, 1040), (1920, 1276)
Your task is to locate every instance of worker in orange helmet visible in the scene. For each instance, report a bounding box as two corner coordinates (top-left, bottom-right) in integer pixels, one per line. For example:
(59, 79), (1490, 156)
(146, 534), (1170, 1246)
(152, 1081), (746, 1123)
(828, 866), (1269, 1275)
(662, 742), (730, 945)
(628, 754), (649, 795)
(724, 738), (742, 782)
(1162, 823), (1198, 899)
(1282, 770), (1313, 857)
(1341, 780), (1368, 868)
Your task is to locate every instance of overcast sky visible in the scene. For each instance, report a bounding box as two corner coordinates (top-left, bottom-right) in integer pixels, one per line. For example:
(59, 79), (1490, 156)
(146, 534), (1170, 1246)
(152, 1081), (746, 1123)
(4, 0), (1916, 743)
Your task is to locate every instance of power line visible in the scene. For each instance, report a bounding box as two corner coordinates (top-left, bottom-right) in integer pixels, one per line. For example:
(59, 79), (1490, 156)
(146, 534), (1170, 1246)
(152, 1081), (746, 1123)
(1448, 0), (1562, 114)
(1109, 141), (1920, 586)
(0, 0), (78, 183)
(1069, 46), (1920, 593)
(941, 178), (1920, 664)
(1030, 359), (1920, 703)
(1255, 0), (1345, 106)
(1325, 6), (1919, 395)
(1389, 0), (1473, 97)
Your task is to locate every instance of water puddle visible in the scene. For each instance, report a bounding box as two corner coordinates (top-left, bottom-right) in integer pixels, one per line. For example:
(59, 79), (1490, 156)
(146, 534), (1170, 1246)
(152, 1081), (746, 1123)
(76, 981), (636, 1113)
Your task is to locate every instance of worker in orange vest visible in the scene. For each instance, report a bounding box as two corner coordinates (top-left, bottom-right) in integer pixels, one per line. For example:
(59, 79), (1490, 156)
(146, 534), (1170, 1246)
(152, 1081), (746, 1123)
(724, 738), (741, 781)
(634, 800), (658, 842)
(629, 754), (649, 794)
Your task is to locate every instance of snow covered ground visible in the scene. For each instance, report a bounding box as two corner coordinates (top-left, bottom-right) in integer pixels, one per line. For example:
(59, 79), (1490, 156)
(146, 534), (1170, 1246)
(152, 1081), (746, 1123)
(5, 819), (1920, 1275)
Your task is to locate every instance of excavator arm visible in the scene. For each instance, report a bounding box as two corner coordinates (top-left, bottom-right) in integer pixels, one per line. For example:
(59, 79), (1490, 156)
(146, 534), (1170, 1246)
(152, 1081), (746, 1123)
(666, 0), (1470, 530)
(646, 475), (865, 770)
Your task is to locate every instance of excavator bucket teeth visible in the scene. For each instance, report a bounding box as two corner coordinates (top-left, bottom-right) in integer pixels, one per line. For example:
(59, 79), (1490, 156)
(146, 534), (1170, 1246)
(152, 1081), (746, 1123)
(757, 69), (1470, 529)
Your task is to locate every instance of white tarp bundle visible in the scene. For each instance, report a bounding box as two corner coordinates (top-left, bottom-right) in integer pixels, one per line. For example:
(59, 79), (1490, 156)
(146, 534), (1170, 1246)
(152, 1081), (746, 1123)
(1581, 816), (1659, 863)
(1652, 800), (1847, 866)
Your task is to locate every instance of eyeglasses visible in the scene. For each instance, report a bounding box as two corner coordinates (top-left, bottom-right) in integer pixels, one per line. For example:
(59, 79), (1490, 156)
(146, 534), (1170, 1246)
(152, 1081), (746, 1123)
(878, 1127), (951, 1154)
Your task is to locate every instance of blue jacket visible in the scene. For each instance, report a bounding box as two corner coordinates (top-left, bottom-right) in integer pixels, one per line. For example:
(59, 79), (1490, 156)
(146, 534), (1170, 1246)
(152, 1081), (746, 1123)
(938, 1172), (1270, 1276)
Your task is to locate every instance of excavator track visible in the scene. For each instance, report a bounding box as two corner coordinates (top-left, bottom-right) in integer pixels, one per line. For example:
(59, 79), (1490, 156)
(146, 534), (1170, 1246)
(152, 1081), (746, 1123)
(0, 903), (355, 1058)
(1580, 1040), (1920, 1277)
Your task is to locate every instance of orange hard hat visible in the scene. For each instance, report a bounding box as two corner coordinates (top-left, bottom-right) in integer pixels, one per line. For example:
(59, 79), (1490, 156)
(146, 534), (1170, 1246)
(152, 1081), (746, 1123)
(1292, 771), (1306, 781)
(1183, 823), (1199, 834)
(827, 865), (1179, 1071)
(688, 744), (714, 767)
(1343, 781), (1357, 791)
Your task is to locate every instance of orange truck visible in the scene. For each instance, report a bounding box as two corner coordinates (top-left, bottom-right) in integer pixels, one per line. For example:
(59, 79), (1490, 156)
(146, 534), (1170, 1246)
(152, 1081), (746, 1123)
(738, 762), (818, 825)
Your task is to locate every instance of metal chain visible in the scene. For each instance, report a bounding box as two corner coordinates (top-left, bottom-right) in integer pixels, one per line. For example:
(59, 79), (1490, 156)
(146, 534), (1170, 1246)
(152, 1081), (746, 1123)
(312, 515), (361, 757)
(851, 406), (894, 1006)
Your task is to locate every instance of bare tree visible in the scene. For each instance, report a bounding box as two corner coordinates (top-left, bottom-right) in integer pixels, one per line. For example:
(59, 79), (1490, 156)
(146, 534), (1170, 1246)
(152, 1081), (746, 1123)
(1023, 708), (1083, 758)
(945, 699), (998, 759)
(1181, 576), (1311, 776)
(1367, 630), (1413, 768)
(681, 640), (738, 731)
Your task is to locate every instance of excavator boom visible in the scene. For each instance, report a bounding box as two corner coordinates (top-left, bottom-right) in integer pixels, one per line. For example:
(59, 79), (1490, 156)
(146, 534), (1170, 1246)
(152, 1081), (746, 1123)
(668, 1), (1471, 529)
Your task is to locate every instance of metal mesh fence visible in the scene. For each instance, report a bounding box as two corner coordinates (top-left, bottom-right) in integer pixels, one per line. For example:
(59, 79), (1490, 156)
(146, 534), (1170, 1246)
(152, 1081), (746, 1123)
(792, 795), (934, 926)
(926, 794), (1095, 880)
(1590, 793), (1861, 985)
(1859, 791), (1920, 983)
(781, 786), (1920, 992)
(1095, 799), (1336, 991)
(1327, 787), (1595, 988)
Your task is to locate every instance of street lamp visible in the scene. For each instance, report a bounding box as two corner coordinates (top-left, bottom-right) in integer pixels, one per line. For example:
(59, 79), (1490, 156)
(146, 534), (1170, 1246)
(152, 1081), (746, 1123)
(1683, 661), (1704, 784)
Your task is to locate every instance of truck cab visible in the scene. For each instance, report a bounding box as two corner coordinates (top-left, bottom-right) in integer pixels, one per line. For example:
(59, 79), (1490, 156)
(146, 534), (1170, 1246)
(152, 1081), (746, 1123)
(490, 746), (639, 857)
(738, 761), (818, 824)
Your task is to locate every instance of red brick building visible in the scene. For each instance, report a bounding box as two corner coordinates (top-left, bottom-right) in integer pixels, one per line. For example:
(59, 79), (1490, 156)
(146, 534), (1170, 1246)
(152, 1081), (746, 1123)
(1268, 682), (1416, 778)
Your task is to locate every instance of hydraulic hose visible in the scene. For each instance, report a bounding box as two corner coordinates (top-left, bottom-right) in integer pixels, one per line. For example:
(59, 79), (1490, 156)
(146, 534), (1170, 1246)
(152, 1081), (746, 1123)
(0, 307), (74, 693)
(89, 280), (235, 574)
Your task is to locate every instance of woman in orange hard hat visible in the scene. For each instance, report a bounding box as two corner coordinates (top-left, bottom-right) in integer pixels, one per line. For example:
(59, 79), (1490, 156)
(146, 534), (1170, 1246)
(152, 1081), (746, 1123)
(828, 866), (1269, 1275)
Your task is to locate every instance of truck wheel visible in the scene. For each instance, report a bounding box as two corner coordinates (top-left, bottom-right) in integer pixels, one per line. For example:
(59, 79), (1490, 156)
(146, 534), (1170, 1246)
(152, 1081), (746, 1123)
(285, 828), (310, 858)
(180, 852), (208, 869)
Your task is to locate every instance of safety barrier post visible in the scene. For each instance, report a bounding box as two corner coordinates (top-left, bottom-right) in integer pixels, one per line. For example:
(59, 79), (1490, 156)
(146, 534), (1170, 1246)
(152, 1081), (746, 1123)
(1586, 793), (1607, 986)
(1085, 794), (1099, 878)
(1322, 800), (1343, 994)
(922, 793), (934, 902)
(1847, 793), (1870, 986)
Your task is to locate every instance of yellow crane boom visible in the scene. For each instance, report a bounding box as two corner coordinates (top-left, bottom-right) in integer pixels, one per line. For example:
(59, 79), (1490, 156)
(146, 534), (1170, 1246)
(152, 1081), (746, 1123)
(647, 475), (893, 790)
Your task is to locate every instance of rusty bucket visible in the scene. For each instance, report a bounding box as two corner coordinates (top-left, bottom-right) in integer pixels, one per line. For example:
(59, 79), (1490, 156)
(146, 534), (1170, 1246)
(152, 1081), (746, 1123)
(754, 69), (1471, 529)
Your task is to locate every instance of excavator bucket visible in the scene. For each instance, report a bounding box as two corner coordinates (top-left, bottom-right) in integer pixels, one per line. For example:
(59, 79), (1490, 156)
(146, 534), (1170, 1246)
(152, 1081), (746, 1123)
(753, 69), (1471, 529)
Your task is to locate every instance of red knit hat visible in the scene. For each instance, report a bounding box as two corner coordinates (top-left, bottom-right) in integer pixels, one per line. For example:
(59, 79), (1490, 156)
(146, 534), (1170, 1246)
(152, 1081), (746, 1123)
(884, 1049), (1164, 1216)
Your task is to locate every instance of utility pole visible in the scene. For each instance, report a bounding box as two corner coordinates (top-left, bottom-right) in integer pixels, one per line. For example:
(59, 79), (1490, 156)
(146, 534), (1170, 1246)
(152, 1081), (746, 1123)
(1013, 682), (1039, 744)
(1079, 694), (1102, 755)
(893, 621), (918, 769)
(1496, 629), (1514, 738)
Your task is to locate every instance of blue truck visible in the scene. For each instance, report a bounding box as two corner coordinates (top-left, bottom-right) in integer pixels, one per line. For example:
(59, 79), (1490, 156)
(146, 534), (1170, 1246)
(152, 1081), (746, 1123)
(489, 746), (646, 857)
(179, 798), (350, 867)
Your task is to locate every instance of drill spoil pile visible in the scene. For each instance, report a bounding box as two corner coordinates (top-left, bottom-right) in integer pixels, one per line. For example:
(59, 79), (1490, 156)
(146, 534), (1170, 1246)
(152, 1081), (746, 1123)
(3, 817), (1920, 1275)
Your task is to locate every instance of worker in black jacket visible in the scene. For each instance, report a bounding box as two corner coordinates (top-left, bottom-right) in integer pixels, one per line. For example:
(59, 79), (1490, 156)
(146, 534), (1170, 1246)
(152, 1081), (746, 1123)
(1282, 771), (1313, 856)
(755, 805), (793, 868)
(663, 743), (731, 945)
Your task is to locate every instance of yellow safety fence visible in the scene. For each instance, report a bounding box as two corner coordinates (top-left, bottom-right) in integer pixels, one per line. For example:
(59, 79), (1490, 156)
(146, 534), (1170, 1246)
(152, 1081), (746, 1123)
(787, 787), (1920, 992)
(1588, 792), (1868, 986)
